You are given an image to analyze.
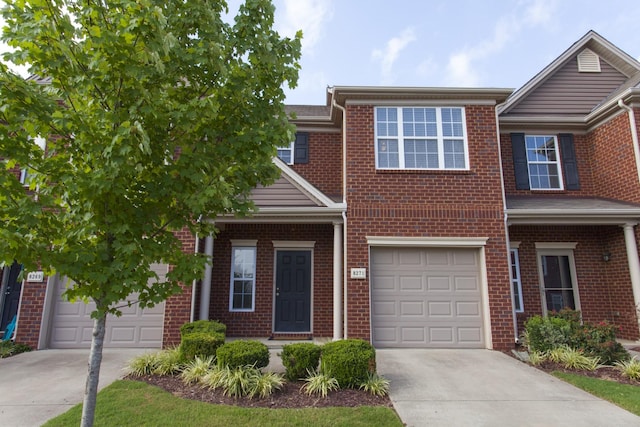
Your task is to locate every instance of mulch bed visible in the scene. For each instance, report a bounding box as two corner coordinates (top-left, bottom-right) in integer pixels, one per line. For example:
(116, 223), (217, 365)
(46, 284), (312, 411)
(533, 361), (640, 386)
(132, 374), (394, 409)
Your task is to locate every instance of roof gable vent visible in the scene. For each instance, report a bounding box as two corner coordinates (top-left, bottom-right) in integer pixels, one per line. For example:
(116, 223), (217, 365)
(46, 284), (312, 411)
(577, 48), (601, 72)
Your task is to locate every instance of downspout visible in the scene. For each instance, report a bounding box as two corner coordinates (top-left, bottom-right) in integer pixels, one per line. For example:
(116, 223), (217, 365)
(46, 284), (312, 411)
(495, 103), (519, 346)
(199, 235), (214, 320)
(617, 99), (640, 186)
(189, 234), (200, 322)
(332, 93), (348, 339)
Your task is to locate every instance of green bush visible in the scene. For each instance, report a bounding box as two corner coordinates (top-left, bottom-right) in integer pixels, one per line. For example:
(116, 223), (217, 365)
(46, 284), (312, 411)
(320, 339), (376, 388)
(524, 310), (630, 365)
(180, 320), (227, 337)
(0, 341), (31, 358)
(180, 332), (225, 361)
(571, 321), (629, 365)
(280, 342), (321, 380)
(523, 315), (572, 352)
(216, 340), (270, 369)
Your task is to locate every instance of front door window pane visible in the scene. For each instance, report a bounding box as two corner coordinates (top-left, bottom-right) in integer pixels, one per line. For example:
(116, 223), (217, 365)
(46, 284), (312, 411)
(541, 255), (575, 312)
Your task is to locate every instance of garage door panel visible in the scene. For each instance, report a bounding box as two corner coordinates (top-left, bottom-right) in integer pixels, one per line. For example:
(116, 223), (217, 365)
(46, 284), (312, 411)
(427, 276), (450, 291)
(49, 263), (167, 349)
(371, 247), (484, 348)
(372, 300), (396, 316)
(455, 276), (479, 291)
(456, 301), (481, 317)
(398, 250), (422, 265)
(399, 301), (424, 316)
(399, 276), (423, 291)
(428, 301), (452, 316)
(372, 275), (396, 291)
(426, 251), (448, 265)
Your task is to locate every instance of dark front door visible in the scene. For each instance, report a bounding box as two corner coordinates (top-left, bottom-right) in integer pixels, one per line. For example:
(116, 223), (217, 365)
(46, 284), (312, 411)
(1, 262), (23, 331)
(274, 250), (311, 333)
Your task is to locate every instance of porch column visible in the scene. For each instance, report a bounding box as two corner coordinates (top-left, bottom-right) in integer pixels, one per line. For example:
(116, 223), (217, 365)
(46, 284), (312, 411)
(199, 234), (214, 320)
(622, 222), (640, 329)
(333, 221), (343, 340)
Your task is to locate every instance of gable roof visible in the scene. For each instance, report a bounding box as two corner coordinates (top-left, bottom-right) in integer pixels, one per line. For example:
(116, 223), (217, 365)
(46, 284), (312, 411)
(217, 157), (345, 223)
(499, 31), (640, 121)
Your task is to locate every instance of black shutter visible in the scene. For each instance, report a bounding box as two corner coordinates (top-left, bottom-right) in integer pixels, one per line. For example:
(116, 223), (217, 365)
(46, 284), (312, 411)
(511, 133), (529, 190)
(294, 132), (309, 164)
(559, 133), (580, 190)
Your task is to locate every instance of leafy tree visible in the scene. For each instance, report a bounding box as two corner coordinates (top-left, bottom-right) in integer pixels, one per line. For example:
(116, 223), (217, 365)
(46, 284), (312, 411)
(0, 1), (301, 425)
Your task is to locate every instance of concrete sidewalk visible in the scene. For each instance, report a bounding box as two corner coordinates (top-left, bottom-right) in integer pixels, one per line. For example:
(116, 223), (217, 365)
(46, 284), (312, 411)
(0, 348), (149, 427)
(376, 349), (640, 427)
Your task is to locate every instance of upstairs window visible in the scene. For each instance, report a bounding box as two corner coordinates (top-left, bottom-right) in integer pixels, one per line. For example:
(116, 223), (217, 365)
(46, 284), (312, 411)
(277, 132), (309, 165)
(525, 135), (563, 190)
(277, 141), (294, 164)
(511, 133), (580, 191)
(375, 107), (468, 170)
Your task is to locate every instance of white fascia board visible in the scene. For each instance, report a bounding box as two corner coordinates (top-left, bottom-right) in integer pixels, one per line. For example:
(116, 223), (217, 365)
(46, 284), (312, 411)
(507, 209), (640, 225)
(273, 157), (343, 209)
(366, 236), (489, 247)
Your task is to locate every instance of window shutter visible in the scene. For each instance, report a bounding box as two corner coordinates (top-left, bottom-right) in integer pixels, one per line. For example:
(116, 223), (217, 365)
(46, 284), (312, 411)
(294, 132), (309, 164)
(511, 133), (529, 190)
(559, 133), (580, 190)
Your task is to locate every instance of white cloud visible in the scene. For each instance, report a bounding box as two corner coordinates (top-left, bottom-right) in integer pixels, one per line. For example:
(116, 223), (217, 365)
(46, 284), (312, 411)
(371, 27), (416, 85)
(276, 0), (333, 54)
(444, 0), (557, 86)
(284, 69), (329, 104)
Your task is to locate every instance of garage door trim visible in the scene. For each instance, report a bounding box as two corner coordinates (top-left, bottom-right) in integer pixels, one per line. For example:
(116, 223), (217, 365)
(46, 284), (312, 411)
(367, 237), (492, 349)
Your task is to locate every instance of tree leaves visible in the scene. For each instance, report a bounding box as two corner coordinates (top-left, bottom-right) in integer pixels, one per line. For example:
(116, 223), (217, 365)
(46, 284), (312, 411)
(0, 0), (301, 317)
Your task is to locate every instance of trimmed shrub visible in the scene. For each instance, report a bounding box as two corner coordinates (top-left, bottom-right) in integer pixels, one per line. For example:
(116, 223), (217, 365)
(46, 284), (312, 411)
(571, 321), (629, 365)
(524, 310), (630, 365)
(180, 320), (227, 337)
(180, 332), (225, 361)
(320, 339), (376, 388)
(523, 315), (572, 352)
(280, 342), (321, 380)
(216, 340), (270, 369)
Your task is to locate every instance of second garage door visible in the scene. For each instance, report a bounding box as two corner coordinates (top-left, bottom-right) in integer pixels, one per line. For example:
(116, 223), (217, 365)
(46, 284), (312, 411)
(48, 263), (167, 349)
(371, 247), (484, 348)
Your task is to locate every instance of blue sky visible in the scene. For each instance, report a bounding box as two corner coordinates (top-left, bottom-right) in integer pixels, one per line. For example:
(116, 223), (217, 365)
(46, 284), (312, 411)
(267, 0), (640, 105)
(2, 0), (640, 106)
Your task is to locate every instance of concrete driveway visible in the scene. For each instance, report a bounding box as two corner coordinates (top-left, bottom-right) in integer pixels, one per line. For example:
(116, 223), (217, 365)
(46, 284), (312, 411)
(0, 348), (148, 427)
(376, 349), (640, 427)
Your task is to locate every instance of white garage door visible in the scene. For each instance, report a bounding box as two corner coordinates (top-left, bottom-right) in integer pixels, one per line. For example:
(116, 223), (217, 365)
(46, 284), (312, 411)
(49, 263), (167, 349)
(371, 247), (484, 348)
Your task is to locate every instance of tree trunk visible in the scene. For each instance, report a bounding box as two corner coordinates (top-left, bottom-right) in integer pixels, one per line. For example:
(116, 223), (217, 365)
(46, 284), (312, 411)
(81, 313), (107, 427)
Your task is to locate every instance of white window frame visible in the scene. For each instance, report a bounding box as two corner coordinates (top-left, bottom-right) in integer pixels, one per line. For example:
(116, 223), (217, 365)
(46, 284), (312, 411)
(374, 106), (469, 170)
(510, 248), (524, 313)
(535, 246), (581, 316)
(525, 135), (564, 190)
(277, 141), (295, 165)
(229, 240), (258, 312)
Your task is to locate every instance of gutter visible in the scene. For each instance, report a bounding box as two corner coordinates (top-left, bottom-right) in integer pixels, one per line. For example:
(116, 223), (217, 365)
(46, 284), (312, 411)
(617, 99), (640, 186)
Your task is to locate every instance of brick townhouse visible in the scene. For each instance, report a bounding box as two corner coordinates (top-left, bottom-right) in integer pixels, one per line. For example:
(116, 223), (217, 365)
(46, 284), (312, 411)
(5, 30), (640, 351)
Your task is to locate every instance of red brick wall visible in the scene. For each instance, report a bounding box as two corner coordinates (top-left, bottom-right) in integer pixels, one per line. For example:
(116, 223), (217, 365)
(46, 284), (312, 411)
(589, 111), (640, 203)
(14, 278), (48, 348)
(204, 223), (334, 338)
(510, 225), (639, 340)
(344, 104), (514, 350)
(291, 131), (343, 201)
(162, 227), (196, 347)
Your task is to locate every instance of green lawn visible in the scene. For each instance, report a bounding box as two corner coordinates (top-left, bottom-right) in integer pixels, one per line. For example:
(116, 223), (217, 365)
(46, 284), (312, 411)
(43, 380), (403, 427)
(552, 371), (640, 416)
